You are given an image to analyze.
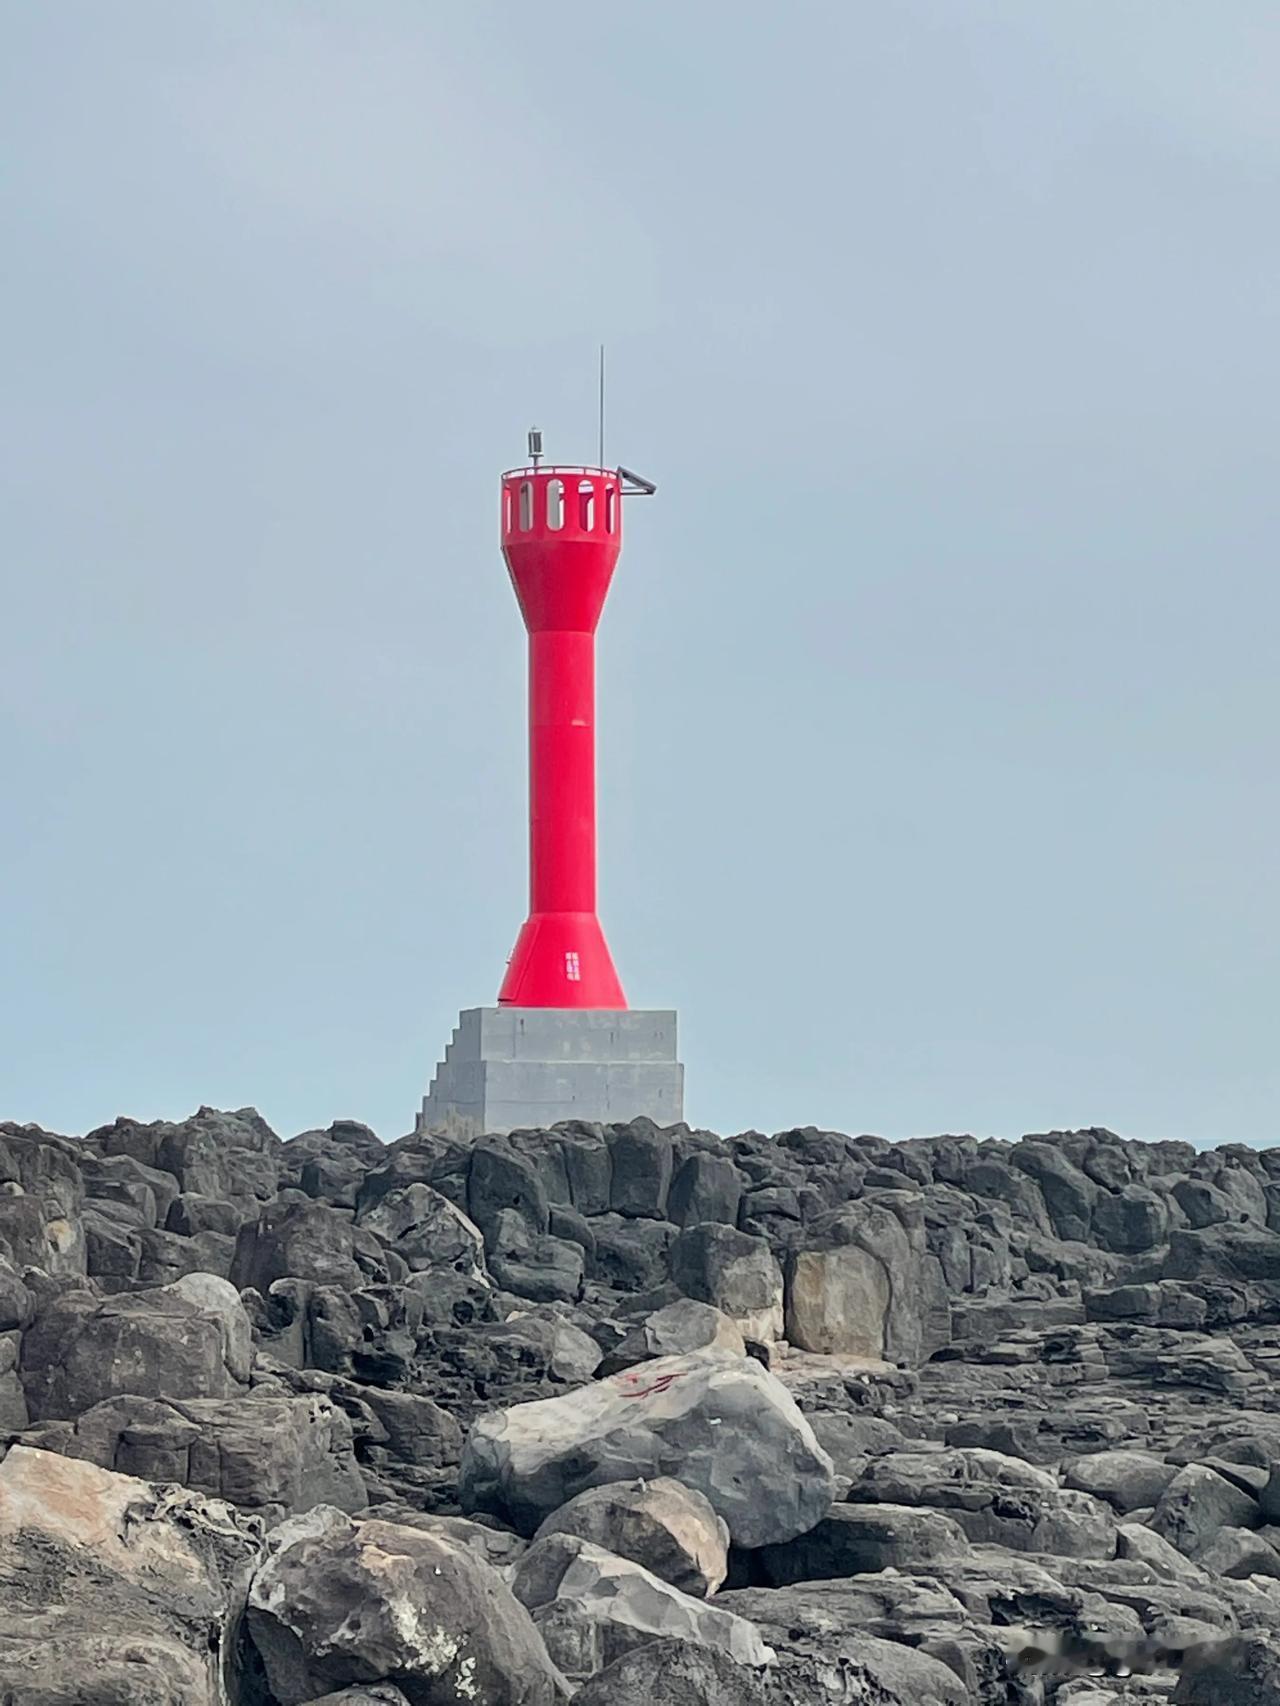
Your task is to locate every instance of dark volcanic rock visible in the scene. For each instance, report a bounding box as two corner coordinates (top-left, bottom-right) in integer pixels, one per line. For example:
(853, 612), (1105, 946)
(0, 1445), (263, 1706)
(21, 1388), (366, 1517)
(247, 1504), (560, 1706)
(469, 1143), (550, 1243)
(20, 1276), (250, 1421)
(758, 1502), (971, 1584)
(231, 1197), (369, 1291)
(7, 1107), (1280, 1704)
(1174, 1636), (1280, 1704)
(607, 1119), (674, 1219)
(669, 1223), (784, 1341)
(847, 1447), (1117, 1557)
(668, 1150), (743, 1229)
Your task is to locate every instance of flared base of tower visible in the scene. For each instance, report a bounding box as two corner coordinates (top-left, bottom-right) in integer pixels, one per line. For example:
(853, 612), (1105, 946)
(419, 1006), (683, 1139)
(497, 912), (626, 1008)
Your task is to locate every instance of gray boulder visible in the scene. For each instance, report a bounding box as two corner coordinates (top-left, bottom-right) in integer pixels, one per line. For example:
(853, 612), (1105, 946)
(486, 1210), (584, 1304)
(0, 1190), (86, 1278)
(1151, 1464), (1259, 1558)
(668, 1151), (742, 1229)
(592, 1213), (677, 1290)
(568, 1636), (963, 1706)
(1010, 1138), (1099, 1239)
(460, 1349), (835, 1547)
(23, 1389), (366, 1518)
(600, 1297), (745, 1375)
(1165, 1225), (1280, 1283)
(1116, 1519), (1215, 1584)
(1092, 1184), (1170, 1253)
(89, 1105), (279, 1204)
(0, 1445), (262, 1706)
(360, 1388), (462, 1471)
(564, 1641), (765, 1706)
(166, 1191), (246, 1237)
(1254, 1459), (1280, 1524)
(510, 1532), (770, 1681)
(231, 1197), (368, 1291)
(300, 1689), (412, 1706)
(0, 1255), (33, 1332)
(532, 1475), (729, 1596)
(758, 1503), (971, 1585)
(715, 1585), (972, 1705)
(784, 1200), (925, 1363)
(0, 1124), (85, 1217)
(1196, 1527), (1280, 1580)
(79, 1151), (177, 1228)
(354, 1183), (488, 1281)
(848, 1448), (1116, 1557)
(669, 1225), (784, 1342)
(608, 1120), (674, 1219)
(247, 1504), (560, 1706)
(19, 1278), (249, 1421)
(1064, 1449), (1178, 1513)
(807, 1411), (905, 1478)
(468, 1144), (550, 1242)
(363, 1507), (528, 1572)
(1173, 1636), (1280, 1705)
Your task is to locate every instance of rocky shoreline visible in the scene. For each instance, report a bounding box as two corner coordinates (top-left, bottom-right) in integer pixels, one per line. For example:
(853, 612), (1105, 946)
(2, 1108), (1280, 1702)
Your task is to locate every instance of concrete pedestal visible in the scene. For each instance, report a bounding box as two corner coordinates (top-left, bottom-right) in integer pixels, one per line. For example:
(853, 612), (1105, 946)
(419, 1007), (683, 1138)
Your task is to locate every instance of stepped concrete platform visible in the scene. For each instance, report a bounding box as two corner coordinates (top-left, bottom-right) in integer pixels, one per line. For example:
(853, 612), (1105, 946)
(419, 1007), (683, 1138)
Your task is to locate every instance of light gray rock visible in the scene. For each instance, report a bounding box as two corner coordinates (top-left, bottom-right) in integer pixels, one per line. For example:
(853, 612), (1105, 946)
(785, 1200), (927, 1364)
(511, 1532), (771, 1681)
(168, 1270), (253, 1382)
(1116, 1520), (1214, 1584)
(460, 1349), (835, 1547)
(1151, 1464), (1259, 1558)
(532, 1476), (729, 1597)
(1064, 1449), (1178, 1514)
(1196, 1527), (1280, 1580)
(600, 1297), (745, 1375)
(363, 1506), (528, 1571)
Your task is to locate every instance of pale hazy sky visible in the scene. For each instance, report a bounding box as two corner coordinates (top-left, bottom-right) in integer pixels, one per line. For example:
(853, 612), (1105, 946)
(2, 3), (1277, 1145)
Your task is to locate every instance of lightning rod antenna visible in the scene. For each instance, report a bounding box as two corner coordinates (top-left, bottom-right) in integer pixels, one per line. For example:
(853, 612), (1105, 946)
(598, 344), (606, 470)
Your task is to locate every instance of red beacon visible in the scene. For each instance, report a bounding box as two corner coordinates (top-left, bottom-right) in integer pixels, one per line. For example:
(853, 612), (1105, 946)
(497, 431), (655, 1009)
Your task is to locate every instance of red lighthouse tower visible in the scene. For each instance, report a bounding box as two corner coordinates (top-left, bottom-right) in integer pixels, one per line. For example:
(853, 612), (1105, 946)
(497, 455), (628, 1009)
(418, 431), (682, 1140)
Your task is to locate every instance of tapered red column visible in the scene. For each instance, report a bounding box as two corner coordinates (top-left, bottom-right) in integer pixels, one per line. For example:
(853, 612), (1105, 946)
(497, 465), (626, 1008)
